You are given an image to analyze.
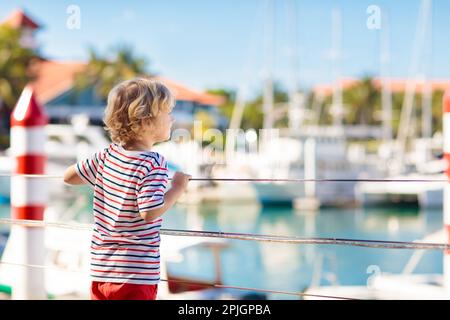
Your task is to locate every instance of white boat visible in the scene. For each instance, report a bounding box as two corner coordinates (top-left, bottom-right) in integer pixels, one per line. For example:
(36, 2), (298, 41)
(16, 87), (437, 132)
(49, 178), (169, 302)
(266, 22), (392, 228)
(356, 173), (444, 209)
(0, 154), (73, 202)
(354, 0), (443, 210)
(0, 204), (263, 300)
(153, 139), (261, 204)
(219, 6), (376, 209)
(0, 117), (110, 200)
(356, 136), (446, 209)
(303, 228), (450, 300)
(222, 128), (366, 208)
(0, 155), (13, 202)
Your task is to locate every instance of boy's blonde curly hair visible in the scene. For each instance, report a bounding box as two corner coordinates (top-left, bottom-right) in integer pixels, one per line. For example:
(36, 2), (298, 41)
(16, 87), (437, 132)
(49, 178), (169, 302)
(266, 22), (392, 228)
(104, 77), (175, 145)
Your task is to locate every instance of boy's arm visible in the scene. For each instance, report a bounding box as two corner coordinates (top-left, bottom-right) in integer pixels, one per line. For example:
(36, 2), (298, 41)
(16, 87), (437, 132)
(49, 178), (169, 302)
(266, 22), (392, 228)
(64, 148), (106, 187)
(139, 171), (191, 222)
(63, 165), (85, 185)
(140, 185), (184, 222)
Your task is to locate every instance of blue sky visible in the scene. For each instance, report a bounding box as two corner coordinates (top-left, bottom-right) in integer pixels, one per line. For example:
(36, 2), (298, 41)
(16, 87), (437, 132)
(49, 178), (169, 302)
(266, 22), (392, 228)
(1, 0), (449, 95)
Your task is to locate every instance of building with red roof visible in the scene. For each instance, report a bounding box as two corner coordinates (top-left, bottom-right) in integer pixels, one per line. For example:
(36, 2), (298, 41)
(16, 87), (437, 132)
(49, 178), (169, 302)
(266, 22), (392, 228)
(2, 9), (40, 29)
(1, 9), (226, 129)
(313, 77), (450, 97)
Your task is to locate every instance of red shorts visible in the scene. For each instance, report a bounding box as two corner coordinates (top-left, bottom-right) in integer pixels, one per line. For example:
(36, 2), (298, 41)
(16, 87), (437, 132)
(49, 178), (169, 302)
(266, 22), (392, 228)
(90, 281), (158, 300)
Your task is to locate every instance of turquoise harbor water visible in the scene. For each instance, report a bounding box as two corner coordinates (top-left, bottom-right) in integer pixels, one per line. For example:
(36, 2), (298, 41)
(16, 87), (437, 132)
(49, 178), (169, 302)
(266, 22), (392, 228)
(0, 185), (444, 299)
(164, 203), (443, 299)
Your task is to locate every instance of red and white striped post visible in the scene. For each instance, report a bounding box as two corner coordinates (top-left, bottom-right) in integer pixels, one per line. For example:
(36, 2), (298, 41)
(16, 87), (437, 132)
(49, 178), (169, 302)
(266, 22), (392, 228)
(443, 89), (450, 295)
(8, 85), (48, 299)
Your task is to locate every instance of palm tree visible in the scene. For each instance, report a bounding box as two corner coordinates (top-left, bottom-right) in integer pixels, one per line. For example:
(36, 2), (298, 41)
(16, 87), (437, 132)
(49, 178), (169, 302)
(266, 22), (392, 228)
(207, 82), (289, 131)
(74, 45), (149, 102)
(0, 25), (38, 144)
(343, 77), (380, 125)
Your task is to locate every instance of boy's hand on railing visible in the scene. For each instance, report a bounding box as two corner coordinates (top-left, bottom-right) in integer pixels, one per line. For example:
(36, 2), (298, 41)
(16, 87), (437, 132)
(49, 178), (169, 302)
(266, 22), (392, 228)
(171, 172), (191, 192)
(141, 171), (191, 221)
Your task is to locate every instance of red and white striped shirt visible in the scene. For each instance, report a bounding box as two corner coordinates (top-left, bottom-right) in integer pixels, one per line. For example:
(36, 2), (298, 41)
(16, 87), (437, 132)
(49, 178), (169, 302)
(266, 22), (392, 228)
(75, 143), (169, 285)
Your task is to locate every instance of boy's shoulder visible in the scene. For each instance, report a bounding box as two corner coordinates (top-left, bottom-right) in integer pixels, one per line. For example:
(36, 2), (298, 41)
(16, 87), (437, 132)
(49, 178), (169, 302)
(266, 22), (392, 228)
(133, 149), (167, 171)
(108, 143), (166, 169)
(139, 152), (167, 174)
(143, 151), (166, 168)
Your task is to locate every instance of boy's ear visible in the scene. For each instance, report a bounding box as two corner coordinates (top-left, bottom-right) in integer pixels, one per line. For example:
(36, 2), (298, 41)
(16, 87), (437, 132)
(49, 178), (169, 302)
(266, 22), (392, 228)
(141, 118), (151, 127)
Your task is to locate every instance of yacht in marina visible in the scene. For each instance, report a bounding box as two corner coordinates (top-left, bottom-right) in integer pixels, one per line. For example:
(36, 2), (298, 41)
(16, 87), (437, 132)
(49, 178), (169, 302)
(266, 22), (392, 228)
(303, 227), (450, 300)
(0, 115), (110, 200)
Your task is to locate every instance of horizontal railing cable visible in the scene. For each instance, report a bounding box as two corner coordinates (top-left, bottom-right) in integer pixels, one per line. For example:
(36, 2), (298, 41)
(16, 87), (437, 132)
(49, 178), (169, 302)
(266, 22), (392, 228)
(0, 218), (448, 251)
(0, 173), (448, 183)
(0, 172), (446, 301)
(0, 260), (357, 300)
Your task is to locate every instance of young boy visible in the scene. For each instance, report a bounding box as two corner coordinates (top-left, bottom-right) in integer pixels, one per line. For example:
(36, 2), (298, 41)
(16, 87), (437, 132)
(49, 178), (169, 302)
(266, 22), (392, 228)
(63, 78), (191, 300)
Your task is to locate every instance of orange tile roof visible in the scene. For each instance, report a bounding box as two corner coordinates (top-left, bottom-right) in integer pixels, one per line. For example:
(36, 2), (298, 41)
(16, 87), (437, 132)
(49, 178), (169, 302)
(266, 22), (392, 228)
(29, 60), (224, 106)
(29, 60), (86, 104)
(154, 76), (225, 105)
(2, 9), (40, 29)
(372, 78), (450, 93)
(312, 78), (359, 97)
(3, 8), (224, 107)
(313, 78), (450, 96)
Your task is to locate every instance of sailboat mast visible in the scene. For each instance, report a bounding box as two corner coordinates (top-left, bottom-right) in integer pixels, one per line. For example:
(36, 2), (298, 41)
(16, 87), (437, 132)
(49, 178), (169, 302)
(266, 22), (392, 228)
(263, 0), (275, 130)
(380, 11), (393, 141)
(331, 9), (343, 128)
(395, 0), (432, 173)
(287, 0), (302, 134)
(422, 1), (433, 139)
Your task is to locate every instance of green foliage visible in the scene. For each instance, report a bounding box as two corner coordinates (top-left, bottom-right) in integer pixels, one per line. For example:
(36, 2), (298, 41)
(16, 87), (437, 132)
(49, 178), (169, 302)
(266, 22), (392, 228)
(0, 25), (38, 148)
(207, 82), (289, 131)
(430, 90), (444, 134)
(206, 88), (236, 121)
(74, 44), (149, 101)
(343, 76), (380, 125)
(0, 25), (37, 108)
(311, 77), (445, 137)
(193, 110), (216, 135)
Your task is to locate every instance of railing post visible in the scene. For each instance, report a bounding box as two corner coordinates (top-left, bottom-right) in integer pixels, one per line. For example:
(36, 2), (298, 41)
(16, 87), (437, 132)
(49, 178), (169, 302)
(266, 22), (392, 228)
(8, 85), (48, 299)
(443, 89), (450, 295)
